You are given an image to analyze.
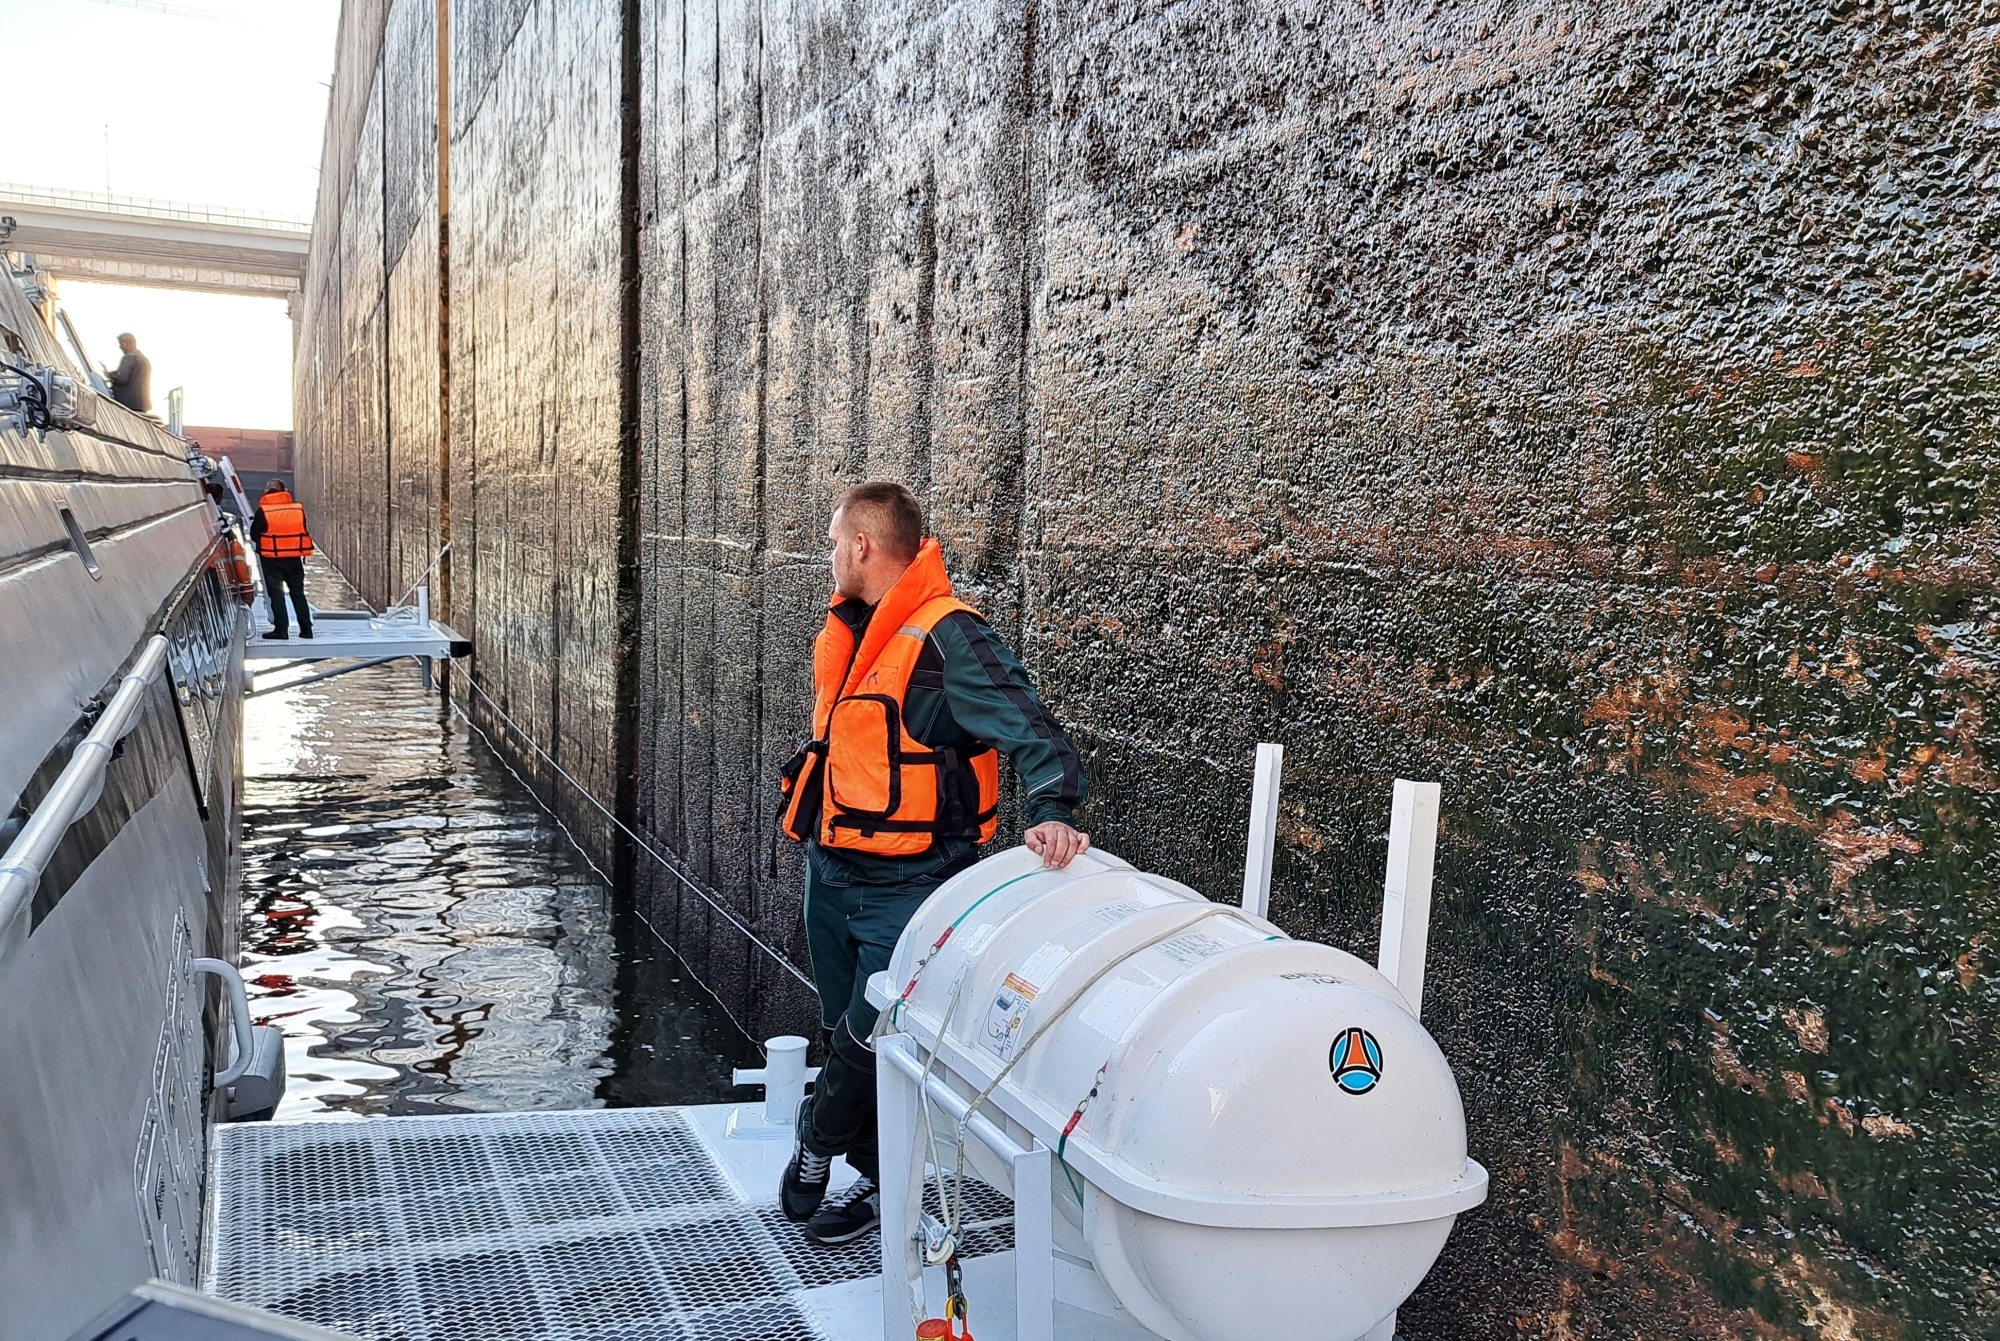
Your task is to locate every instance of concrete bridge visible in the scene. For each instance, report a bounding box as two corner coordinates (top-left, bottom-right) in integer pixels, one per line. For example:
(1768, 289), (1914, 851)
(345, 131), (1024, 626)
(0, 183), (308, 305)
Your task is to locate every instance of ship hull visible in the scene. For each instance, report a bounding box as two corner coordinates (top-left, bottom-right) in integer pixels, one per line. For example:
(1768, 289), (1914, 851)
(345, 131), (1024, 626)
(0, 262), (247, 1341)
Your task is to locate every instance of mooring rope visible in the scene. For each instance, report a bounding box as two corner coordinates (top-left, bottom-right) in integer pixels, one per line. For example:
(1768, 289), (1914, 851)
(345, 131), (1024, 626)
(450, 666), (814, 989)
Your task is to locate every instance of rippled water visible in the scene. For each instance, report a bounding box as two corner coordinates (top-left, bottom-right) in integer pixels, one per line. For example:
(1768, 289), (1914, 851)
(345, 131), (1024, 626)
(242, 560), (757, 1120)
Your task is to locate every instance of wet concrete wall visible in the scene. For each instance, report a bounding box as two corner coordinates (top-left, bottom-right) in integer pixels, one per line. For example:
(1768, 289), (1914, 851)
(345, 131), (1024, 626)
(296, 0), (444, 611)
(296, 0), (626, 849)
(995, 6), (2000, 1337)
(298, 0), (1999, 1335)
(445, 0), (628, 843)
(295, 1), (387, 597)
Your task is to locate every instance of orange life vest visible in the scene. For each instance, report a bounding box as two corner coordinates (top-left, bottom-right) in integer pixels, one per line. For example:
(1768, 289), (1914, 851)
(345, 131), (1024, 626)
(256, 490), (314, 559)
(780, 540), (1001, 857)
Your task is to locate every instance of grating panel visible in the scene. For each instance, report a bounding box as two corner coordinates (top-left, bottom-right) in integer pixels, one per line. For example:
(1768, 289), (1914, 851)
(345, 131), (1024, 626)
(924, 1178), (1019, 1259)
(269, 1266), (416, 1340)
(207, 1106), (1014, 1341)
(753, 1207), (881, 1291)
(678, 1297), (818, 1341)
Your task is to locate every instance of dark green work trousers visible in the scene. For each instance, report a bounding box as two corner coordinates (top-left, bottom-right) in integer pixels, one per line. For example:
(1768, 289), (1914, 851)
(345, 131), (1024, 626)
(798, 859), (956, 1183)
(803, 862), (940, 1038)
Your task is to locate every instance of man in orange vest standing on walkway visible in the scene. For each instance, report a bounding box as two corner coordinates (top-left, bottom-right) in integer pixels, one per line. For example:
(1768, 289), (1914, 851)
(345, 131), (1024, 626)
(251, 477), (316, 640)
(776, 480), (1091, 1245)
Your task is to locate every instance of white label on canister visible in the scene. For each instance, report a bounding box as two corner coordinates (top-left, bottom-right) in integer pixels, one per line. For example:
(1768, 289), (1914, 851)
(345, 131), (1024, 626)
(1157, 931), (1229, 968)
(1078, 976), (1155, 1040)
(983, 972), (1039, 1060)
(981, 943), (1072, 1061)
(1092, 899), (1144, 924)
(1017, 941), (1072, 987)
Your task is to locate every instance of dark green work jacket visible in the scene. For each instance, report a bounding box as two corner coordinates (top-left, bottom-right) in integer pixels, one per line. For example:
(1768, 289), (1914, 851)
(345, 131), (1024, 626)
(806, 601), (1086, 890)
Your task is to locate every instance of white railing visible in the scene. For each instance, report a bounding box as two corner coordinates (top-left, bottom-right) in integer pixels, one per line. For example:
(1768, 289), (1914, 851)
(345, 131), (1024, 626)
(0, 182), (310, 236)
(0, 635), (170, 959)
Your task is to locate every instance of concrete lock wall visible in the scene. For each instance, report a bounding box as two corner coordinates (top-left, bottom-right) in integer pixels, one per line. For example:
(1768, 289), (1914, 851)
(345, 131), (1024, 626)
(299, 0), (627, 843)
(295, 2), (1999, 1335)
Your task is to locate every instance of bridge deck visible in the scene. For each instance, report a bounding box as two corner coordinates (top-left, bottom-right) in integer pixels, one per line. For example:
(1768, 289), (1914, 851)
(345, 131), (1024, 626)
(0, 182), (308, 298)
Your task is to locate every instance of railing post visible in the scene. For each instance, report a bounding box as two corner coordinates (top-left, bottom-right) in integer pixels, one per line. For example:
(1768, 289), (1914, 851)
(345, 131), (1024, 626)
(1240, 742), (1284, 919)
(1013, 1141), (1056, 1341)
(877, 1032), (924, 1340)
(1377, 779), (1441, 1016)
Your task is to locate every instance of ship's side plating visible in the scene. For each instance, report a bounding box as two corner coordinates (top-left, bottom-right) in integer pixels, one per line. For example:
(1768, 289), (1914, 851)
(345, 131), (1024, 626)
(0, 259), (247, 1341)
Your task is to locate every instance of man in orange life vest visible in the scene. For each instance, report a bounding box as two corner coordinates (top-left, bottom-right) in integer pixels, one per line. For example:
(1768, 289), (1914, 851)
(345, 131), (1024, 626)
(250, 478), (315, 640)
(777, 481), (1090, 1244)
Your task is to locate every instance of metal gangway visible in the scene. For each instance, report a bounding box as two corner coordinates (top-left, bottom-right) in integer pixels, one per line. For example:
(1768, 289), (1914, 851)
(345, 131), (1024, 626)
(242, 543), (469, 697)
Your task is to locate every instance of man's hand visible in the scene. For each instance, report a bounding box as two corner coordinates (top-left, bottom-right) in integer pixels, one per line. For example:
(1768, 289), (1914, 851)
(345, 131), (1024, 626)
(1024, 821), (1091, 869)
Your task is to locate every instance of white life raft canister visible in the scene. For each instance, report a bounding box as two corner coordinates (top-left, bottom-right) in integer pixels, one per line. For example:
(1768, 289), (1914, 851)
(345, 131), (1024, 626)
(880, 846), (1487, 1341)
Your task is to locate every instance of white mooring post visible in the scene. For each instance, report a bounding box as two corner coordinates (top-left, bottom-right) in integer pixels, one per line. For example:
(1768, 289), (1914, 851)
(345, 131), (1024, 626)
(1377, 778), (1441, 1016)
(1240, 742), (1284, 919)
(727, 1035), (818, 1138)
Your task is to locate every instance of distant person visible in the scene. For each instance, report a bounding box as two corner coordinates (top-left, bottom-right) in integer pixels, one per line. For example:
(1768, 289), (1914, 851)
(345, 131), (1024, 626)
(251, 478), (314, 640)
(104, 333), (151, 413)
(775, 481), (1089, 1245)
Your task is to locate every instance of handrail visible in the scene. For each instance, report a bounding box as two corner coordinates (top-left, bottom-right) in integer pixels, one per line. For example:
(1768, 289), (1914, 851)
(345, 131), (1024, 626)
(0, 182), (311, 235)
(187, 958), (255, 1086)
(881, 1031), (1028, 1164)
(0, 635), (170, 959)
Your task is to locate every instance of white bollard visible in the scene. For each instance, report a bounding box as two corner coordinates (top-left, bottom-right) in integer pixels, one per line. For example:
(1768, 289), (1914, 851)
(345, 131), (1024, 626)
(727, 1035), (818, 1139)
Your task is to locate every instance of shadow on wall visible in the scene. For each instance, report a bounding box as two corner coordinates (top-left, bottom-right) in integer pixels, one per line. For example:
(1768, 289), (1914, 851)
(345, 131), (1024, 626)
(295, 1), (1999, 1337)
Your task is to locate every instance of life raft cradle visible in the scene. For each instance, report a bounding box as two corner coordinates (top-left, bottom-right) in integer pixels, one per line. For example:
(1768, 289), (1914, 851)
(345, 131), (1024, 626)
(848, 752), (1472, 1341)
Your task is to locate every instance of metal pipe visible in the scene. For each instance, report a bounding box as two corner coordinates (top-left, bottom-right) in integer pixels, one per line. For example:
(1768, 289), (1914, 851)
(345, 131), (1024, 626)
(249, 657), (319, 676)
(187, 958), (255, 1087)
(881, 1033), (1029, 1164)
(245, 654), (408, 699)
(0, 635), (169, 958)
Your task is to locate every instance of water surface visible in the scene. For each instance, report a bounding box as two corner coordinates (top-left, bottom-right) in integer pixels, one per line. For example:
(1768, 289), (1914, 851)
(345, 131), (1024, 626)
(242, 560), (757, 1120)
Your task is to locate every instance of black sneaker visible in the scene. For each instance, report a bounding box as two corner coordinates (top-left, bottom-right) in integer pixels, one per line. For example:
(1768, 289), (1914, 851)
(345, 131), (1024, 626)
(804, 1176), (880, 1244)
(261, 631), (289, 640)
(299, 629), (314, 640)
(780, 1107), (832, 1222)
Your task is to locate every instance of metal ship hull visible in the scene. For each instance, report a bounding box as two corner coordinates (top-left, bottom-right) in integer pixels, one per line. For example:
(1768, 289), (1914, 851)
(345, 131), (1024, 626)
(0, 257), (248, 1341)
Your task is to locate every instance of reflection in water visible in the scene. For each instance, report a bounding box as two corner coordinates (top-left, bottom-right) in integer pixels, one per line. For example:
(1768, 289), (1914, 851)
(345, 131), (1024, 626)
(243, 560), (756, 1120)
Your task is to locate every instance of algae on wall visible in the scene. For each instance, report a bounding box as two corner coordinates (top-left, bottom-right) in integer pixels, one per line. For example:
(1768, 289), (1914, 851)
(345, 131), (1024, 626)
(297, 0), (2000, 1335)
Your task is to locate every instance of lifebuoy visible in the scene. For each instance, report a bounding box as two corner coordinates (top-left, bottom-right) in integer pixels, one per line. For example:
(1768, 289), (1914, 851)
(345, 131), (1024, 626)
(224, 535), (255, 604)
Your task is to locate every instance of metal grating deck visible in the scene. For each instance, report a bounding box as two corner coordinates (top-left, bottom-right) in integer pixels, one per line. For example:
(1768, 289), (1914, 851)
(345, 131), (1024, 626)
(205, 1106), (1011, 1341)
